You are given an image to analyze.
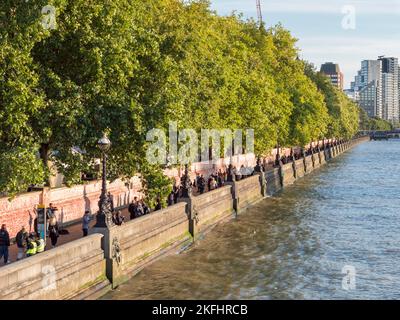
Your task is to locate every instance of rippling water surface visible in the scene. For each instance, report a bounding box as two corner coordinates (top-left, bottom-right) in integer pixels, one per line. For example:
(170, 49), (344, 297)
(102, 141), (400, 300)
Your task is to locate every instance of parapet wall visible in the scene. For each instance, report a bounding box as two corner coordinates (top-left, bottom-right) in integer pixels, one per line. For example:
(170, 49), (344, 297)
(0, 234), (107, 300)
(294, 159), (306, 178)
(191, 186), (235, 235)
(265, 167), (282, 196)
(234, 175), (264, 212)
(0, 136), (368, 300)
(95, 202), (191, 288)
(281, 163), (296, 187)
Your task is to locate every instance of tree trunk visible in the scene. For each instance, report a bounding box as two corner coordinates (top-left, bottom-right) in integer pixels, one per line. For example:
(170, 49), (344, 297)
(39, 143), (51, 187)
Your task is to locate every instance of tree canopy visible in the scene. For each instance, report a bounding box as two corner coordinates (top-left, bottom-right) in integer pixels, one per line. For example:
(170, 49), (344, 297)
(0, 0), (360, 200)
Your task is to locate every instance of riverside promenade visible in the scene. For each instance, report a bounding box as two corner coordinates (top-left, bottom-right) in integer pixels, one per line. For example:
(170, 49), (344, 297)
(0, 137), (369, 300)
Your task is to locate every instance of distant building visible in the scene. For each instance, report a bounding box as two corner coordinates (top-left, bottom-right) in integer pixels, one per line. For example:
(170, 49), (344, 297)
(320, 62), (344, 90)
(356, 60), (383, 118)
(344, 89), (359, 101)
(351, 57), (400, 123)
(378, 56), (399, 122)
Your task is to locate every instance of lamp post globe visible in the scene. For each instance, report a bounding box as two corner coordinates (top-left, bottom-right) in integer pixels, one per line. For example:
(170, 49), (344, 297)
(98, 134), (111, 152)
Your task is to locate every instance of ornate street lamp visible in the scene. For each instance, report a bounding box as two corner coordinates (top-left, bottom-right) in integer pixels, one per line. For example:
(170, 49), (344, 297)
(94, 133), (113, 228)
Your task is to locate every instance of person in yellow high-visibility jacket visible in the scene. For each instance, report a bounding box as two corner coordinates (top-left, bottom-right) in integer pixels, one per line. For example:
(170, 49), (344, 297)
(36, 237), (45, 253)
(26, 235), (37, 257)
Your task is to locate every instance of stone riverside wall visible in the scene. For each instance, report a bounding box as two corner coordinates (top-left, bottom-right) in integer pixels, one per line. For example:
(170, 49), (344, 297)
(0, 137), (369, 299)
(281, 162), (296, 187)
(191, 186), (235, 235)
(233, 175), (265, 213)
(265, 167), (282, 196)
(0, 234), (108, 300)
(294, 159), (306, 179)
(304, 155), (314, 175)
(91, 202), (191, 288)
(319, 151), (327, 165)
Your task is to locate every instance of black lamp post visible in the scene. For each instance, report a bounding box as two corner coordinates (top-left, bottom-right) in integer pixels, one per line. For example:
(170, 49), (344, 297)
(181, 164), (192, 198)
(94, 133), (113, 228)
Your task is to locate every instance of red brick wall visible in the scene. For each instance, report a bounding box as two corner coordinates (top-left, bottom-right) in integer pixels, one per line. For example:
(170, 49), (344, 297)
(0, 177), (143, 239)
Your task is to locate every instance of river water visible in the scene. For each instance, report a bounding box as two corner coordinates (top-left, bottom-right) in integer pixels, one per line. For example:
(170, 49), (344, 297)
(102, 140), (400, 300)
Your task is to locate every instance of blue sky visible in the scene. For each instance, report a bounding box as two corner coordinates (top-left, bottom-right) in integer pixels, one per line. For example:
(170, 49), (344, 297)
(210, 0), (400, 89)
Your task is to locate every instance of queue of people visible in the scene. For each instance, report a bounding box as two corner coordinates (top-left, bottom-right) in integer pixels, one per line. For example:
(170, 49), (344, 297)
(166, 164), (255, 202)
(128, 197), (151, 220)
(1, 223), (49, 263)
(273, 143), (331, 167)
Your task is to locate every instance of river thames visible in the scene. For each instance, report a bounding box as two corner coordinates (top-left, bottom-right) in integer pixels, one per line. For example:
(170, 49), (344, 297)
(102, 140), (400, 300)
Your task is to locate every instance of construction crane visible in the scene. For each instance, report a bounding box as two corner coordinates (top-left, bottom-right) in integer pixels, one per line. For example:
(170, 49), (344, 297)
(256, 0), (263, 26)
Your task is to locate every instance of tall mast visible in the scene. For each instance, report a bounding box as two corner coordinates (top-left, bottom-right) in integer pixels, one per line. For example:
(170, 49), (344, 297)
(256, 0), (263, 26)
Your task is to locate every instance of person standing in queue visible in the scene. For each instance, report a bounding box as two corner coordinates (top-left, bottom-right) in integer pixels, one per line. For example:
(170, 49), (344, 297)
(26, 234), (37, 257)
(16, 226), (28, 260)
(167, 191), (174, 206)
(0, 224), (11, 264)
(173, 184), (180, 203)
(128, 198), (138, 220)
(198, 175), (206, 194)
(155, 197), (162, 211)
(112, 211), (125, 226)
(35, 233), (45, 253)
(82, 210), (92, 237)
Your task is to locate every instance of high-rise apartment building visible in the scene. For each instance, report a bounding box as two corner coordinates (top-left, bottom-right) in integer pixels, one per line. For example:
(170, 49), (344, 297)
(320, 62), (344, 90)
(351, 57), (399, 122)
(378, 57), (399, 122)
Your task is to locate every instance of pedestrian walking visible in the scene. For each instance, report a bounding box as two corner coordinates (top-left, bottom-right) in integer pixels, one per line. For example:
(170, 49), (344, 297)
(49, 223), (59, 248)
(16, 226), (28, 260)
(0, 224), (11, 264)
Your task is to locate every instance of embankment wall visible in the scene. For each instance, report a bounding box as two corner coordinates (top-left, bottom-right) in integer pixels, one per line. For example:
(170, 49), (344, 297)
(0, 136), (369, 299)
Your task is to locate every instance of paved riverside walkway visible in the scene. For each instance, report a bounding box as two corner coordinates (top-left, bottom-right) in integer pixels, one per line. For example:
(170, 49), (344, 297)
(0, 208), (130, 267)
(0, 173), (255, 268)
